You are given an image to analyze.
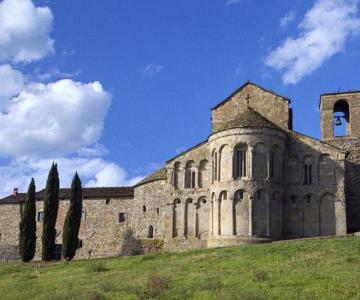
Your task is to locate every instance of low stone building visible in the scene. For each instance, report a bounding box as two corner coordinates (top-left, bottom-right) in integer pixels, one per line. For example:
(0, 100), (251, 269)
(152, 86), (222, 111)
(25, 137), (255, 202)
(1, 81), (359, 260)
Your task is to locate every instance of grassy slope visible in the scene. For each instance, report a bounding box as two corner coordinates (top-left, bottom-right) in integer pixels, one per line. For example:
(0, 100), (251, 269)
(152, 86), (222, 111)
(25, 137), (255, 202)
(0, 237), (360, 300)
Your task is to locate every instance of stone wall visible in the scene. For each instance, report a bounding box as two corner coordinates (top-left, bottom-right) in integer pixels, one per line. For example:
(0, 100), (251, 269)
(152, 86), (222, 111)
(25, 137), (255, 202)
(212, 83), (290, 132)
(0, 203), (22, 261)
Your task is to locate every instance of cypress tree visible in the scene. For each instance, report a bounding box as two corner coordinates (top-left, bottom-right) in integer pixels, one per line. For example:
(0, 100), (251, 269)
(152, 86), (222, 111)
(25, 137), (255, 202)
(19, 178), (36, 262)
(62, 172), (83, 260)
(42, 162), (60, 261)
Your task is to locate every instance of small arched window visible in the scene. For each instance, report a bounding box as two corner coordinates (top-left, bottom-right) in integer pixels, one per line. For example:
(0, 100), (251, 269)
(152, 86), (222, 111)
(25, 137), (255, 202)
(333, 99), (350, 137)
(233, 144), (247, 179)
(185, 160), (196, 188)
(303, 156), (314, 185)
(143, 205), (147, 213)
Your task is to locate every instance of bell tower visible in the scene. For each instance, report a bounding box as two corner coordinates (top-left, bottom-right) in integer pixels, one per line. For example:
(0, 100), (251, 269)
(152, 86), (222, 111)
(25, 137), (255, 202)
(320, 91), (360, 141)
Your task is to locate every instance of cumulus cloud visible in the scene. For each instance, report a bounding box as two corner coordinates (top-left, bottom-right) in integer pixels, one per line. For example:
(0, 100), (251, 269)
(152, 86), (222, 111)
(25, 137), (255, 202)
(140, 64), (164, 77)
(0, 0), (54, 63)
(0, 79), (111, 158)
(0, 64), (24, 110)
(265, 0), (360, 84)
(0, 157), (143, 196)
(0, 0), (144, 196)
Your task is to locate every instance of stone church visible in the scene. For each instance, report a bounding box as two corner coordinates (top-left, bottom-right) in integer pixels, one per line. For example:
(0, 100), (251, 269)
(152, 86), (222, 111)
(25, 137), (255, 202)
(0, 81), (359, 260)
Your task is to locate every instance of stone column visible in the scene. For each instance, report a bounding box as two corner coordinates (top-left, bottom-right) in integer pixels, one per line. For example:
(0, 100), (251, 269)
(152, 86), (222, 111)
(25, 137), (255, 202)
(209, 200), (213, 236)
(249, 147), (255, 180)
(266, 194), (270, 237)
(248, 196), (253, 236)
(194, 202), (198, 238)
(165, 203), (174, 239)
(213, 198), (219, 236)
(266, 150), (271, 181)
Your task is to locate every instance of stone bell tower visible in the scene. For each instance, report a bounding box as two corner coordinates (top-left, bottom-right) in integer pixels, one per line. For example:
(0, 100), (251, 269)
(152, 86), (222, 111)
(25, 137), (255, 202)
(320, 90), (360, 233)
(320, 90), (360, 142)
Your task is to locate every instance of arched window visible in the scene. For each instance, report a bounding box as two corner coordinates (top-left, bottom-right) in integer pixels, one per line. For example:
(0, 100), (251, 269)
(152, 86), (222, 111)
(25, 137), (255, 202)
(303, 156), (314, 185)
(143, 205), (146, 213)
(148, 225), (154, 238)
(198, 159), (208, 188)
(333, 100), (350, 137)
(233, 144), (247, 179)
(185, 161), (196, 188)
(173, 162), (181, 189)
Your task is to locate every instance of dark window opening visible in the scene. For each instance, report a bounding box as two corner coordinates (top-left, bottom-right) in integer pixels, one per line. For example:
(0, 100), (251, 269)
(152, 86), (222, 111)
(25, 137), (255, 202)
(143, 205), (146, 213)
(37, 211), (44, 222)
(304, 164), (313, 185)
(270, 152), (275, 178)
(119, 213), (126, 223)
(105, 198), (110, 205)
(234, 148), (247, 179)
(148, 225), (154, 238)
(191, 171), (196, 188)
(156, 208), (159, 214)
(78, 239), (83, 249)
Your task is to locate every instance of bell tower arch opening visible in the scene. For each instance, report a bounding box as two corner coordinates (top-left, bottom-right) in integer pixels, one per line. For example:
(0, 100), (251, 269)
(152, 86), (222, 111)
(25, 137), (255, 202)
(320, 91), (360, 141)
(333, 100), (350, 137)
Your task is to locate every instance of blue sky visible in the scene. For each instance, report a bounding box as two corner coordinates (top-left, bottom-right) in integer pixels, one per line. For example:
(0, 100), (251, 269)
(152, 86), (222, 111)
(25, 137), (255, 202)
(0, 0), (360, 195)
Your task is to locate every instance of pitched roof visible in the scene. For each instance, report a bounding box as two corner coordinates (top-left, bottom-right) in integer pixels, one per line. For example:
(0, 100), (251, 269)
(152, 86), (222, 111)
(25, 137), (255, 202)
(214, 107), (280, 132)
(0, 187), (134, 204)
(134, 167), (167, 187)
(212, 81), (290, 111)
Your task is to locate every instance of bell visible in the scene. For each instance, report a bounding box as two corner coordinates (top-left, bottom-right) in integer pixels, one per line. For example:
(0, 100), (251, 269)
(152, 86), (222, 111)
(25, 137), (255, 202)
(335, 116), (342, 126)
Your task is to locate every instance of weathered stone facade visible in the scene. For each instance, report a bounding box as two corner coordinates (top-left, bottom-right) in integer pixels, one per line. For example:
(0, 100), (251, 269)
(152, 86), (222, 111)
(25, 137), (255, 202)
(0, 81), (358, 260)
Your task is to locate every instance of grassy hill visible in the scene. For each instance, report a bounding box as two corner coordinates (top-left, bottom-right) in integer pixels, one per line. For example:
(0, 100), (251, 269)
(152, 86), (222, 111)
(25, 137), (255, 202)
(1, 237), (360, 300)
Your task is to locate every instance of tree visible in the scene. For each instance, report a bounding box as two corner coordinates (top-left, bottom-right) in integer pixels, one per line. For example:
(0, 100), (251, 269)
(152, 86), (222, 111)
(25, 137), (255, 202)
(62, 172), (83, 260)
(19, 178), (36, 262)
(42, 163), (60, 261)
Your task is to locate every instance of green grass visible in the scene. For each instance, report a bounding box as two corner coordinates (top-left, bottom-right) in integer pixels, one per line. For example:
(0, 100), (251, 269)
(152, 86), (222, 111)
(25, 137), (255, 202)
(1, 237), (360, 299)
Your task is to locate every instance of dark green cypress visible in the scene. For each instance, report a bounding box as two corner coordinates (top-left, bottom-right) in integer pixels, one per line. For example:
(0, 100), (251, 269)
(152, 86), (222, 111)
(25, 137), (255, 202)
(19, 178), (36, 262)
(42, 163), (60, 261)
(62, 172), (83, 260)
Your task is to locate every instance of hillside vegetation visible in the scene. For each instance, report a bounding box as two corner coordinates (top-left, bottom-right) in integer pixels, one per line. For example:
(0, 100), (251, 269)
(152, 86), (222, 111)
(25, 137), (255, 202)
(0, 237), (360, 299)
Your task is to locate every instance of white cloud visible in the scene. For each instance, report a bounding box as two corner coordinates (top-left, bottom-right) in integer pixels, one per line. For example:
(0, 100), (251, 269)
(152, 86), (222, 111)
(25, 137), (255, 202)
(33, 67), (81, 82)
(140, 64), (164, 77)
(279, 10), (296, 28)
(0, 79), (111, 158)
(265, 0), (360, 84)
(0, 0), (54, 63)
(226, 0), (242, 5)
(0, 0), (144, 196)
(0, 64), (24, 110)
(0, 157), (143, 196)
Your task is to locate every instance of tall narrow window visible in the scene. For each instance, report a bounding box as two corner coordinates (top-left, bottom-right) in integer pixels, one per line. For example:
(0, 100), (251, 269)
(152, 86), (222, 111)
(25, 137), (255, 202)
(233, 144), (247, 179)
(303, 156), (314, 185)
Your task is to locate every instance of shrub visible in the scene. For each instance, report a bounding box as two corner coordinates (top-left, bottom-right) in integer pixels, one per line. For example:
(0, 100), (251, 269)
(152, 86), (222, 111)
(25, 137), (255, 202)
(85, 261), (109, 273)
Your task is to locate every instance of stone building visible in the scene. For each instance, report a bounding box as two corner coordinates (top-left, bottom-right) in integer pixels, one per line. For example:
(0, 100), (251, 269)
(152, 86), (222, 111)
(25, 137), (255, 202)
(0, 81), (359, 260)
